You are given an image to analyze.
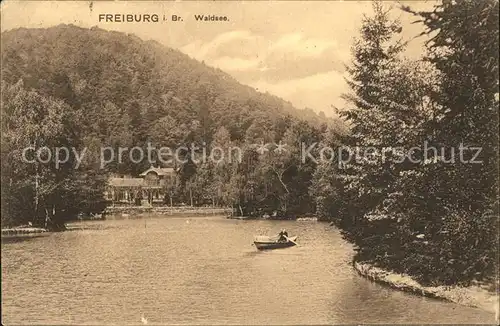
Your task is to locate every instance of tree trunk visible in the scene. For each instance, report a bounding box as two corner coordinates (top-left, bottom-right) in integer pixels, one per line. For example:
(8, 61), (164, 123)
(35, 173), (39, 224)
(34, 136), (39, 225)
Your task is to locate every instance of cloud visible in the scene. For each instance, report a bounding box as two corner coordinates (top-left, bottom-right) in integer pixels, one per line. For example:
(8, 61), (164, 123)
(181, 30), (258, 61)
(253, 70), (348, 96)
(210, 57), (261, 71)
(250, 70), (350, 115)
(183, 30), (348, 79)
(269, 33), (339, 58)
(180, 30), (352, 116)
(171, 1), (430, 117)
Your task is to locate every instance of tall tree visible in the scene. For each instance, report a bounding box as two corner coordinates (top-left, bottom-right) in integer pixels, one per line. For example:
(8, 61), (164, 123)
(399, 0), (499, 284)
(338, 0), (406, 225)
(1, 80), (105, 230)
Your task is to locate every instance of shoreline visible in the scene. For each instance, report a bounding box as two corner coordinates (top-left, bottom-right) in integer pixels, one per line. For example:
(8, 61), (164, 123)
(226, 215), (318, 221)
(1, 227), (50, 241)
(353, 261), (499, 317)
(104, 206), (233, 216)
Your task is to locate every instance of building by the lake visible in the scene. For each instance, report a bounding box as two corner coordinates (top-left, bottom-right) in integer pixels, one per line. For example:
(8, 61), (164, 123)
(105, 166), (178, 206)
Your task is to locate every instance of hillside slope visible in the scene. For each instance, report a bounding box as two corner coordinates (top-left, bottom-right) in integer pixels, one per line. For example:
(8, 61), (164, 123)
(1, 24), (347, 222)
(1, 25), (344, 147)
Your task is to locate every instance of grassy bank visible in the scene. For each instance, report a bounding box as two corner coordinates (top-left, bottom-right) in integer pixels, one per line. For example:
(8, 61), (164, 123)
(104, 206), (233, 217)
(353, 261), (499, 317)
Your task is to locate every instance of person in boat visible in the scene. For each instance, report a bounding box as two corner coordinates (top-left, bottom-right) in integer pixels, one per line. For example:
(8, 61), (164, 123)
(278, 229), (289, 242)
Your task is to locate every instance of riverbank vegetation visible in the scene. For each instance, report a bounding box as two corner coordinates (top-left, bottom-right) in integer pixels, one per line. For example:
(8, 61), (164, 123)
(1, 0), (497, 289)
(315, 0), (498, 287)
(354, 261), (499, 314)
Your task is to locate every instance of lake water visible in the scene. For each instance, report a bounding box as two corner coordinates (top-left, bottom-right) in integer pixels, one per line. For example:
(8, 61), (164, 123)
(1, 216), (496, 324)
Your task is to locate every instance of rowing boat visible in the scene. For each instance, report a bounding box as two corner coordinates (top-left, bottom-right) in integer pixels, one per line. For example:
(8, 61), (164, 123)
(253, 235), (298, 250)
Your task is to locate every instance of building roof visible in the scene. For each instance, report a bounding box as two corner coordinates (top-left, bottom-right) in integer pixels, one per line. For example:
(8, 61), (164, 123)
(139, 166), (176, 176)
(108, 177), (144, 187)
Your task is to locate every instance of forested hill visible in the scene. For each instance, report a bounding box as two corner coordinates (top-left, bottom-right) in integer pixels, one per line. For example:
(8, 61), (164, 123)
(2, 23), (350, 228)
(1, 24), (344, 149)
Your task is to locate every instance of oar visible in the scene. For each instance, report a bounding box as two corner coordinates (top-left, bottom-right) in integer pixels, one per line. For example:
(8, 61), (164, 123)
(284, 235), (299, 246)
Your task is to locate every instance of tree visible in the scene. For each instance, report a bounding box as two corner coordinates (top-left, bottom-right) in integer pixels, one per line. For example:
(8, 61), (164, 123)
(186, 161), (214, 206)
(398, 0), (499, 284)
(211, 126), (236, 206)
(337, 0), (407, 232)
(332, 1), (441, 274)
(1, 80), (106, 230)
(309, 126), (345, 221)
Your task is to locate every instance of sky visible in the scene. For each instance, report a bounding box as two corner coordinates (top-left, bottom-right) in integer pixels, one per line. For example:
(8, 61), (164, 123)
(1, 0), (437, 117)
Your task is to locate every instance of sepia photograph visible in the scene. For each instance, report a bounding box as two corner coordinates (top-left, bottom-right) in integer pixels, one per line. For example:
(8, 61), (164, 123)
(1, 0), (499, 324)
